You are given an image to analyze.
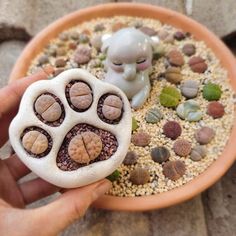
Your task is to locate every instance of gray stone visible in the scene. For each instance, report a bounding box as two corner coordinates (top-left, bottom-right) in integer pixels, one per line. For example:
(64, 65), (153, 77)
(121, 0), (236, 37)
(0, 0), (114, 39)
(0, 40), (26, 86)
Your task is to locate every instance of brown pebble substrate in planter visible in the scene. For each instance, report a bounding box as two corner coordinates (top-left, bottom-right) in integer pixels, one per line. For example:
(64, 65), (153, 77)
(56, 123), (118, 171)
(34, 93), (65, 127)
(20, 126), (53, 158)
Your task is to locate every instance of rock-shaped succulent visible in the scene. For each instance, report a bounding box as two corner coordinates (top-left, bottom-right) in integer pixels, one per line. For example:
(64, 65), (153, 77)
(189, 56), (208, 73)
(190, 145), (207, 161)
(182, 43), (196, 56)
(176, 100), (202, 121)
(151, 146), (170, 163)
(163, 121), (182, 140)
(123, 151), (139, 165)
(203, 83), (222, 101)
(167, 50), (184, 67)
(207, 101), (225, 118)
(163, 160), (186, 181)
(165, 67), (182, 84)
(130, 168), (150, 185)
(180, 80), (199, 98)
(173, 139), (192, 157)
(159, 86), (181, 108)
(195, 127), (215, 144)
(145, 107), (163, 123)
(131, 131), (151, 147)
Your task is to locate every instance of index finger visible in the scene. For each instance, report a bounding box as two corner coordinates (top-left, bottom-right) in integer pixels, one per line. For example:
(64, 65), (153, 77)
(0, 66), (54, 147)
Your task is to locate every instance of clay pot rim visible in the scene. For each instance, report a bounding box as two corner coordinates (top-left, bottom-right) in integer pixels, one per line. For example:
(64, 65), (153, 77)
(9, 3), (236, 211)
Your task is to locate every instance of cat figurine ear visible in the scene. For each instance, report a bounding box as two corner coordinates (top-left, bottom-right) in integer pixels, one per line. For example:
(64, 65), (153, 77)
(101, 33), (113, 53)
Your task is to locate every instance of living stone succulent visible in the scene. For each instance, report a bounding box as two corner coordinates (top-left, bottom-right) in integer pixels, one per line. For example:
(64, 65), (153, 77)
(207, 101), (225, 118)
(129, 168), (150, 185)
(123, 151), (139, 165)
(69, 82), (93, 110)
(167, 49), (184, 67)
(163, 160), (186, 181)
(102, 95), (123, 121)
(132, 117), (139, 132)
(35, 94), (62, 122)
(176, 99), (202, 121)
(22, 130), (48, 155)
(159, 86), (181, 108)
(131, 131), (151, 147)
(180, 80), (199, 98)
(202, 83), (222, 101)
(173, 139), (192, 157)
(68, 131), (102, 164)
(190, 145), (207, 161)
(165, 67), (182, 84)
(188, 56), (208, 73)
(145, 107), (163, 123)
(195, 127), (215, 144)
(151, 146), (170, 163)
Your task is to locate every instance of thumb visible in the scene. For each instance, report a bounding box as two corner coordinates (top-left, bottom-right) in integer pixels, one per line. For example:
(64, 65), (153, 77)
(35, 179), (111, 235)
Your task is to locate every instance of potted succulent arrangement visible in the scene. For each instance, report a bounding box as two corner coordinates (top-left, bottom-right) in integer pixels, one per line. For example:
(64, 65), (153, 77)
(9, 3), (236, 211)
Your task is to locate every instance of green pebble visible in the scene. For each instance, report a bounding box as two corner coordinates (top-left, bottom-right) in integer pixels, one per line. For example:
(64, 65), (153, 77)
(176, 99), (202, 121)
(145, 107), (163, 123)
(132, 117), (139, 131)
(203, 83), (222, 101)
(106, 170), (120, 182)
(159, 86), (181, 108)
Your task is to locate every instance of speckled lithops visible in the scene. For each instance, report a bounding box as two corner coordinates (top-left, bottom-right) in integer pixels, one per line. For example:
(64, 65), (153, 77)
(9, 69), (132, 188)
(176, 100), (202, 121)
(165, 67), (182, 84)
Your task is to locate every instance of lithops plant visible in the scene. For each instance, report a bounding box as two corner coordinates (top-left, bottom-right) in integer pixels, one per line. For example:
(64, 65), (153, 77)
(189, 56), (208, 73)
(180, 80), (199, 98)
(176, 99), (202, 121)
(163, 160), (186, 181)
(163, 121), (182, 140)
(202, 82), (222, 101)
(131, 131), (151, 147)
(195, 127), (215, 144)
(190, 145), (207, 161)
(207, 101), (225, 118)
(145, 107), (163, 123)
(173, 139), (192, 157)
(132, 117), (139, 132)
(151, 146), (170, 163)
(165, 67), (183, 84)
(123, 151), (139, 165)
(159, 86), (181, 108)
(130, 168), (150, 185)
(9, 69), (132, 188)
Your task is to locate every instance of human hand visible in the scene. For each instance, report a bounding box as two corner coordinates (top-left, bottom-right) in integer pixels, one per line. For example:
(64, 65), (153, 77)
(0, 67), (111, 236)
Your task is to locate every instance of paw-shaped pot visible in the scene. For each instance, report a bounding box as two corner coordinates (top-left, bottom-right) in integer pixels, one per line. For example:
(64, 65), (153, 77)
(9, 69), (132, 188)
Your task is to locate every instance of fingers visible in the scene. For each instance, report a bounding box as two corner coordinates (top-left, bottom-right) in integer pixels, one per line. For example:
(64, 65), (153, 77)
(35, 179), (111, 234)
(4, 154), (30, 180)
(0, 66), (54, 146)
(19, 178), (60, 205)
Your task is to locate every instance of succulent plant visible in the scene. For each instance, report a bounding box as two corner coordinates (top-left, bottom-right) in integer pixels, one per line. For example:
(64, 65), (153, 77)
(163, 121), (182, 140)
(145, 107), (163, 123)
(107, 170), (120, 182)
(163, 160), (186, 181)
(132, 117), (139, 132)
(176, 100), (202, 121)
(202, 83), (222, 101)
(173, 139), (192, 157)
(151, 146), (170, 163)
(159, 86), (181, 108)
(123, 151), (139, 165)
(131, 131), (151, 147)
(130, 168), (150, 185)
(190, 145), (207, 161)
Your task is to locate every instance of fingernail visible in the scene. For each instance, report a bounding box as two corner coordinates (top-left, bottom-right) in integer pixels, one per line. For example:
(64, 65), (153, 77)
(92, 180), (112, 201)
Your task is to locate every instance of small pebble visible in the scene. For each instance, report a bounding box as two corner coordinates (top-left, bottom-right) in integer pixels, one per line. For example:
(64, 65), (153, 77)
(203, 82), (222, 101)
(163, 161), (186, 181)
(130, 168), (150, 185)
(123, 151), (139, 165)
(131, 131), (151, 147)
(173, 139), (191, 157)
(207, 101), (225, 118)
(56, 47), (67, 56)
(151, 146), (170, 163)
(132, 117), (139, 132)
(195, 127), (215, 144)
(190, 145), (207, 161)
(158, 30), (169, 40)
(174, 31), (186, 40)
(176, 100), (202, 121)
(167, 50), (184, 67)
(180, 80), (199, 98)
(159, 86), (181, 108)
(182, 44), (196, 56)
(94, 23), (105, 32)
(55, 58), (66, 67)
(139, 26), (157, 36)
(163, 121), (182, 140)
(165, 67), (182, 84)
(189, 56), (208, 73)
(74, 46), (91, 64)
(145, 107), (163, 123)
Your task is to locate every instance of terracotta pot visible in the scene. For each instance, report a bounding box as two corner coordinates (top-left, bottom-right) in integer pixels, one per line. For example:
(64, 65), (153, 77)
(9, 3), (236, 211)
